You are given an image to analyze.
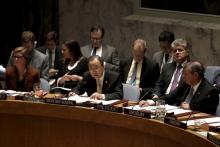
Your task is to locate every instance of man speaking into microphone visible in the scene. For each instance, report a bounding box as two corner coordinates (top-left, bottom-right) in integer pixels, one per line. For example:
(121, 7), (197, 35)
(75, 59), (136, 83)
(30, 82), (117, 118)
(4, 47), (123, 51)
(69, 55), (122, 100)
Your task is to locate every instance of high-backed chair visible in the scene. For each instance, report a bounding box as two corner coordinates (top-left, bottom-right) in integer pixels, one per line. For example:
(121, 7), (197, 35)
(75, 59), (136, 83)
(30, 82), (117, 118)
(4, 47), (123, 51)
(204, 66), (220, 84)
(122, 83), (140, 102)
(215, 95), (220, 117)
(40, 78), (50, 92)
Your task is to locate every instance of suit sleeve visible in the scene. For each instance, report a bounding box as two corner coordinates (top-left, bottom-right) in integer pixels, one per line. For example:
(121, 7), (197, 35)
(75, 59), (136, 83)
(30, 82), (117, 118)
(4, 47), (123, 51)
(104, 47), (120, 72)
(141, 62), (160, 99)
(40, 55), (49, 81)
(104, 73), (123, 100)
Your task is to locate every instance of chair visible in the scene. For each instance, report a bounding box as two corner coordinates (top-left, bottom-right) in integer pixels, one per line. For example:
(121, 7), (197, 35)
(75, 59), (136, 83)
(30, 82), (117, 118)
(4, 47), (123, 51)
(40, 78), (50, 92)
(122, 83), (140, 102)
(204, 66), (220, 84)
(215, 95), (220, 117)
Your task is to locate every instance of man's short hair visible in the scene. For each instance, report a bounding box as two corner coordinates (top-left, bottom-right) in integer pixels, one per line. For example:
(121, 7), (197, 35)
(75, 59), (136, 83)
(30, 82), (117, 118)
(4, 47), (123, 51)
(88, 55), (104, 67)
(186, 61), (205, 78)
(90, 25), (105, 38)
(132, 38), (147, 51)
(45, 31), (58, 43)
(158, 31), (175, 44)
(21, 31), (35, 43)
(171, 38), (188, 49)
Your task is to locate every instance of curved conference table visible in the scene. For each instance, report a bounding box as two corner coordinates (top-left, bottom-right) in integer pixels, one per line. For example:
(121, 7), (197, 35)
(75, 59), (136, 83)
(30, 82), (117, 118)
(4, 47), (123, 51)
(0, 100), (218, 147)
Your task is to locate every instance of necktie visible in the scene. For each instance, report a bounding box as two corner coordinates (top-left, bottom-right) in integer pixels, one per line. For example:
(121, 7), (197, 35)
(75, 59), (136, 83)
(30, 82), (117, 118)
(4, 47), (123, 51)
(48, 50), (53, 68)
(92, 48), (97, 56)
(129, 62), (138, 85)
(170, 65), (182, 92)
(165, 53), (169, 63)
(184, 87), (194, 103)
(96, 79), (102, 93)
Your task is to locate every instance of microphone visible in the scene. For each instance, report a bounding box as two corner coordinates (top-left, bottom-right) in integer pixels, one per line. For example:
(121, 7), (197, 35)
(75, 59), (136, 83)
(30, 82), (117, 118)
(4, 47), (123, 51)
(131, 90), (152, 110)
(34, 41), (37, 48)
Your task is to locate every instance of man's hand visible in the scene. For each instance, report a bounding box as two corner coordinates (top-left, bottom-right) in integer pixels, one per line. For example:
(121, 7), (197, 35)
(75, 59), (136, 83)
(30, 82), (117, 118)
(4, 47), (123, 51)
(90, 92), (104, 100)
(180, 102), (190, 110)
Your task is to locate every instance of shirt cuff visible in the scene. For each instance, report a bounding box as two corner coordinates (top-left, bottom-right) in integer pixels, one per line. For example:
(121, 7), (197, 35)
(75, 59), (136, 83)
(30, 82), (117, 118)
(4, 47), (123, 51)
(102, 94), (105, 100)
(146, 100), (155, 105)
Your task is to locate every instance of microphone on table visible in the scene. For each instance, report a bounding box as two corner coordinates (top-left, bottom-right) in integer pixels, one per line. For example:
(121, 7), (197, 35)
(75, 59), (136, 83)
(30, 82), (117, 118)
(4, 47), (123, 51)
(131, 90), (154, 110)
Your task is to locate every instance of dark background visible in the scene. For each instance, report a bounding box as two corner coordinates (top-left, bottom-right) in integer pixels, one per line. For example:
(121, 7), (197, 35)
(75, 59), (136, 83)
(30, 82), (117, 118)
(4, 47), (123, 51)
(0, 0), (58, 67)
(141, 0), (220, 15)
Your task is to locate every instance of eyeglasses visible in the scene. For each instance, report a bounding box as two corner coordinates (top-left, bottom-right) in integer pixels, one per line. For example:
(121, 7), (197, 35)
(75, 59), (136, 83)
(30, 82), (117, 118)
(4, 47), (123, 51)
(13, 56), (24, 59)
(90, 37), (102, 41)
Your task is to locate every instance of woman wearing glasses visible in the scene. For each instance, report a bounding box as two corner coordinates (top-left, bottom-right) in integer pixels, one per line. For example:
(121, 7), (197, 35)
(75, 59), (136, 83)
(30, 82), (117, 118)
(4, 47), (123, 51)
(5, 46), (40, 91)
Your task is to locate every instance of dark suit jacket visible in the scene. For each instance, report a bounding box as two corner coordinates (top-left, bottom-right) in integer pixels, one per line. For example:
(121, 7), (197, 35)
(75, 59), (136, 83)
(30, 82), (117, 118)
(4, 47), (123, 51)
(81, 44), (119, 71)
(59, 57), (88, 89)
(152, 51), (164, 69)
(164, 79), (219, 115)
(5, 65), (40, 92)
(36, 46), (63, 78)
(153, 62), (186, 97)
(74, 70), (123, 100)
(120, 57), (159, 99)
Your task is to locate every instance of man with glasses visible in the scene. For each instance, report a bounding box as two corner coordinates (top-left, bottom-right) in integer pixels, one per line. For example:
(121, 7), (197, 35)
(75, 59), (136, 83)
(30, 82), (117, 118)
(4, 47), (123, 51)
(81, 24), (120, 71)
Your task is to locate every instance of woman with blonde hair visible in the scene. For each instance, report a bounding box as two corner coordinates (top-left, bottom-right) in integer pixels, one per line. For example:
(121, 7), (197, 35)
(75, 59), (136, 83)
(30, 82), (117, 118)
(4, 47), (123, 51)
(5, 46), (40, 91)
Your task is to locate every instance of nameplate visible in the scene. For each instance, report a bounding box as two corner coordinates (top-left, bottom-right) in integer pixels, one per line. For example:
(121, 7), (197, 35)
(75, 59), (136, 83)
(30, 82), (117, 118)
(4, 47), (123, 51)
(123, 108), (151, 119)
(164, 116), (187, 129)
(45, 98), (76, 106)
(0, 93), (7, 100)
(207, 132), (220, 146)
(94, 103), (123, 113)
(76, 101), (98, 107)
(209, 126), (220, 133)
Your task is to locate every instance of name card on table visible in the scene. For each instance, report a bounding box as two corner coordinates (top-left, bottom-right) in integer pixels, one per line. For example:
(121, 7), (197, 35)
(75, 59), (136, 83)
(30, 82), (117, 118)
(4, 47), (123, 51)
(164, 116), (187, 129)
(207, 132), (220, 146)
(123, 105), (151, 119)
(45, 98), (76, 106)
(94, 100), (126, 113)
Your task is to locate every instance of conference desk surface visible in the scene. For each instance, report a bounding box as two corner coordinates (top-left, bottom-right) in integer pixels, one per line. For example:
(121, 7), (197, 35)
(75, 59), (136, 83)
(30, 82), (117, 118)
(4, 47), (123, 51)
(0, 100), (218, 147)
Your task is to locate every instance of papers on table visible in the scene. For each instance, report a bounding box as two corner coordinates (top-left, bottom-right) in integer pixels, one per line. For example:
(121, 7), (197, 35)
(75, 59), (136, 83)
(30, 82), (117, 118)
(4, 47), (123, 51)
(124, 104), (181, 113)
(167, 108), (192, 115)
(0, 90), (28, 96)
(182, 117), (220, 126)
(63, 94), (119, 105)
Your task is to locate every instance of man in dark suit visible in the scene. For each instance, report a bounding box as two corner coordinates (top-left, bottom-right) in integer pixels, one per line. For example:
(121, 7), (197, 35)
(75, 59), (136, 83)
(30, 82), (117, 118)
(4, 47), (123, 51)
(120, 38), (159, 99)
(153, 31), (175, 73)
(36, 31), (63, 79)
(81, 25), (119, 71)
(165, 61), (219, 115)
(72, 55), (122, 100)
(139, 38), (190, 106)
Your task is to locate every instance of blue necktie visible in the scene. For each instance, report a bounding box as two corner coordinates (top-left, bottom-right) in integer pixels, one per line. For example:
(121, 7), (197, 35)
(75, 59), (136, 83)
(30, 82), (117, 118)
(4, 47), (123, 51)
(129, 62), (138, 85)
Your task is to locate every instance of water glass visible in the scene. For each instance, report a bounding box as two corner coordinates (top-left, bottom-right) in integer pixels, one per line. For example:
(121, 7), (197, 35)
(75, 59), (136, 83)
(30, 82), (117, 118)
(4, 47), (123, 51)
(155, 99), (166, 121)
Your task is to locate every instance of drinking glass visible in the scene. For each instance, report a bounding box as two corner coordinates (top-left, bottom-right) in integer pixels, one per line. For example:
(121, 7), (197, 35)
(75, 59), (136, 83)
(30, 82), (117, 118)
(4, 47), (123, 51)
(155, 99), (166, 121)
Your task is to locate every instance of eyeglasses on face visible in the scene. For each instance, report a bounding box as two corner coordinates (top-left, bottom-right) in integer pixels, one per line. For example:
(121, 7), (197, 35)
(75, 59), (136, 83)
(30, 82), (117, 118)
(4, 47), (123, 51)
(13, 55), (24, 59)
(90, 37), (102, 41)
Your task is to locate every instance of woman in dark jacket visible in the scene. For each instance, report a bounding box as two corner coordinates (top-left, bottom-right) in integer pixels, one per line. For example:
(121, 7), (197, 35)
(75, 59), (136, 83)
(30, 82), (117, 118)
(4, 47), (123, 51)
(57, 40), (88, 90)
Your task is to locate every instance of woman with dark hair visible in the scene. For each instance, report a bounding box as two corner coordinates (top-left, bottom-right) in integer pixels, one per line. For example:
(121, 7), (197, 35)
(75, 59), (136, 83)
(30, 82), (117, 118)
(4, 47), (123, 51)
(5, 46), (40, 91)
(57, 40), (88, 89)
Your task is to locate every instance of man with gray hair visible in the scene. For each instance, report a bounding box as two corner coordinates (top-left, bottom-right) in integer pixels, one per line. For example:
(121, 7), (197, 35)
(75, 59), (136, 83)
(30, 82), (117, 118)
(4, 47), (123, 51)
(120, 38), (159, 99)
(139, 38), (190, 106)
